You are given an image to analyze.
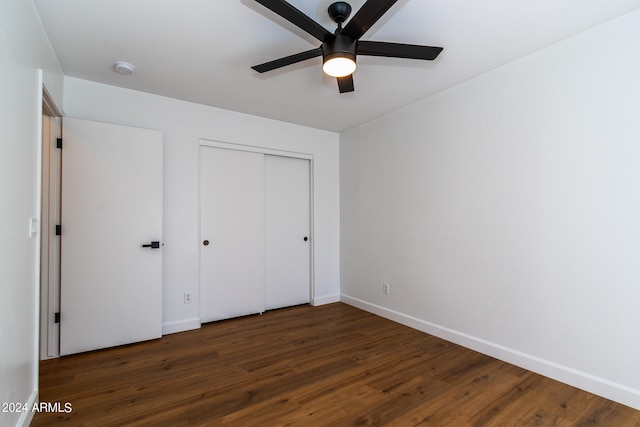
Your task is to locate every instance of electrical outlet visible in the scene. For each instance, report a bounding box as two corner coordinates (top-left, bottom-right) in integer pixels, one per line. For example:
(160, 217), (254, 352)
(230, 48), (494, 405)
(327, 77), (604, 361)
(383, 282), (390, 295)
(184, 292), (192, 304)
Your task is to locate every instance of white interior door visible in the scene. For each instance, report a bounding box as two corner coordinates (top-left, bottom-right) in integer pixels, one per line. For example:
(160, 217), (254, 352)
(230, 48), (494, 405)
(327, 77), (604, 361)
(265, 155), (311, 310)
(60, 117), (162, 355)
(199, 146), (265, 323)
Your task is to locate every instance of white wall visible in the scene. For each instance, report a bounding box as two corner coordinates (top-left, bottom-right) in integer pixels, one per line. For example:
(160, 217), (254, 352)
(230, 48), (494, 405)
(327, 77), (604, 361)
(63, 77), (340, 334)
(340, 9), (640, 410)
(0, 1), (64, 426)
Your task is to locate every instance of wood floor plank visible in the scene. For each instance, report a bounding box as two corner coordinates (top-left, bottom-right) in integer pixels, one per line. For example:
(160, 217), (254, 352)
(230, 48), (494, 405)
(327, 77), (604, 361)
(32, 303), (639, 426)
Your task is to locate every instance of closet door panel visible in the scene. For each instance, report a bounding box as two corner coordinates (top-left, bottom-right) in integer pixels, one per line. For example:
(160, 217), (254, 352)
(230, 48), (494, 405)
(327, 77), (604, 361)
(265, 155), (311, 310)
(199, 147), (265, 322)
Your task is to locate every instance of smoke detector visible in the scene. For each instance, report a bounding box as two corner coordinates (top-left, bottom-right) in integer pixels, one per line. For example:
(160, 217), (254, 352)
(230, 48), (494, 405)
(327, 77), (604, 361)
(114, 61), (135, 75)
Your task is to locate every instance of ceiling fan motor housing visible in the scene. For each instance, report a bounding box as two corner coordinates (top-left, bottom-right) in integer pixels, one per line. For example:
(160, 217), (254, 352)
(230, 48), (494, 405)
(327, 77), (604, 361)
(322, 34), (357, 64)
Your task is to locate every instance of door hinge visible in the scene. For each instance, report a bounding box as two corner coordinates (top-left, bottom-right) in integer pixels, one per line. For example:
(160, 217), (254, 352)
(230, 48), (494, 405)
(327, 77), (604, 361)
(54, 312), (61, 324)
(55, 225), (61, 236)
(56, 138), (62, 149)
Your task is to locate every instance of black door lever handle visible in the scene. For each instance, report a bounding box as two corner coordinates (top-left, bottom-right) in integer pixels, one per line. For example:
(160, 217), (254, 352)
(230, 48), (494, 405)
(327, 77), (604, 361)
(142, 241), (160, 249)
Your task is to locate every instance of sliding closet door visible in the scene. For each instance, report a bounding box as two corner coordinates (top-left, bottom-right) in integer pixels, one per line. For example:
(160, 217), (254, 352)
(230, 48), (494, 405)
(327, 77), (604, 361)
(199, 146), (265, 323)
(264, 155), (311, 310)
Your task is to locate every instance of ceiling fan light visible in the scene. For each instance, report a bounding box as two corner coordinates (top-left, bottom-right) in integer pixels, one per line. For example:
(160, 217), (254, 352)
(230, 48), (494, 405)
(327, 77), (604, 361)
(323, 56), (356, 78)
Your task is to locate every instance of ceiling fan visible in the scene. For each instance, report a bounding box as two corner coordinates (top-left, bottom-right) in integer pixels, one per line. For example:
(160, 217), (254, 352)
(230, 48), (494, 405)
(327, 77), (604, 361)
(251, 0), (444, 93)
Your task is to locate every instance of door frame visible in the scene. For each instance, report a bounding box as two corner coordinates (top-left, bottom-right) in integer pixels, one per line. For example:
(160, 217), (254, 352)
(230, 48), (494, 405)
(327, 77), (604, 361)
(40, 85), (62, 359)
(198, 139), (315, 314)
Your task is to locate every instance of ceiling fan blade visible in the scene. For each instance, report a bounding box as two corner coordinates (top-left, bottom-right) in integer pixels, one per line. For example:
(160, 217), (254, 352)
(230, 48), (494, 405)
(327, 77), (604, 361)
(252, 47), (322, 73)
(337, 75), (355, 93)
(341, 0), (398, 39)
(358, 41), (443, 60)
(254, 0), (330, 42)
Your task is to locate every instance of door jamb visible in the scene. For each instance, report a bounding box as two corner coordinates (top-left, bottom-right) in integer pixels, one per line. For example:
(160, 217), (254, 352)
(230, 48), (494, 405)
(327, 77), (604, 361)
(40, 85), (62, 359)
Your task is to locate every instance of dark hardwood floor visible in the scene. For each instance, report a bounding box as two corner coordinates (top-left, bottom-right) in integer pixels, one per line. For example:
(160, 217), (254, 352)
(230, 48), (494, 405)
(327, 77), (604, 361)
(33, 303), (639, 426)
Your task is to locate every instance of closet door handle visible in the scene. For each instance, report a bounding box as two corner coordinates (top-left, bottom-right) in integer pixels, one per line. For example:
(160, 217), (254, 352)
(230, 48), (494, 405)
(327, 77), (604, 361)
(203, 240), (210, 246)
(303, 236), (308, 242)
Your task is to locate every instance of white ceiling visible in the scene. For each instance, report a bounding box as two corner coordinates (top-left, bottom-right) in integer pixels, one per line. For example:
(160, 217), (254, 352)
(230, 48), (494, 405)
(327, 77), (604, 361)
(35, 0), (640, 132)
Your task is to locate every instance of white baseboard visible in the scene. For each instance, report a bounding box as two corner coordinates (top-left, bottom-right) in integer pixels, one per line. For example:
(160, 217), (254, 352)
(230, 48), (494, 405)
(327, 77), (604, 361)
(162, 318), (201, 335)
(341, 294), (640, 411)
(311, 293), (341, 306)
(16, 390), (37, 427)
